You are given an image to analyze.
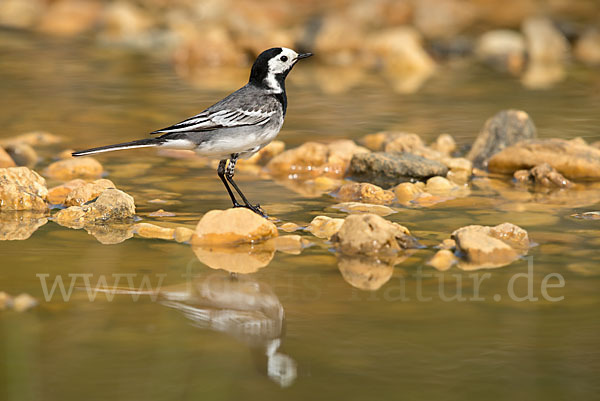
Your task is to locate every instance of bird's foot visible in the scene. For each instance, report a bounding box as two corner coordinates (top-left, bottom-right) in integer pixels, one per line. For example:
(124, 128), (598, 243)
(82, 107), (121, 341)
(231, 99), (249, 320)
(233, 202), (268, 218)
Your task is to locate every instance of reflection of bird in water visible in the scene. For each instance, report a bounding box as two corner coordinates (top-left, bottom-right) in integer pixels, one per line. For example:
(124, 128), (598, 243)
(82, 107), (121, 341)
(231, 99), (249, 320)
(160, 273), (297, 387)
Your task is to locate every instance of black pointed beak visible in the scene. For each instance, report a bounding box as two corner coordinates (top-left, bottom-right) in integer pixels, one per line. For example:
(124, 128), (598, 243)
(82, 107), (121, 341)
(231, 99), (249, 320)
(297, 52), (313, 60)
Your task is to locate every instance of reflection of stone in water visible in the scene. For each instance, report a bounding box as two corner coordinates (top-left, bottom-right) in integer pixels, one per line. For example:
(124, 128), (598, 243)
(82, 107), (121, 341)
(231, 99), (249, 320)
(192, 243), (275, 274)
(84, 223), (134, 245)
(0, 211), (48, 241)
(337, 254), (405, 291)
(160, 273), (296, 387)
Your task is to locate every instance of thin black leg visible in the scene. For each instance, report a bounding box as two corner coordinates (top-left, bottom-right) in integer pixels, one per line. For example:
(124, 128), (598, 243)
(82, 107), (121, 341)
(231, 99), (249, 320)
(225, 155), (267, 217)
(217, 159), (240, 207)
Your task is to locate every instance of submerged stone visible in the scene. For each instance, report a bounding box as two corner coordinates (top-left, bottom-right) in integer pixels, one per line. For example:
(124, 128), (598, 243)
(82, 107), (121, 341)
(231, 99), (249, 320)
(489, 139), (600, 180)
(513, 163), (572, 188)
(348, 152), (448, 188)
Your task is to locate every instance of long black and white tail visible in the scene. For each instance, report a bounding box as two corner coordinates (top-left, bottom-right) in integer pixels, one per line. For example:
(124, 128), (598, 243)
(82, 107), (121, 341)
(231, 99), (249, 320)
(72, 138), (164, 157)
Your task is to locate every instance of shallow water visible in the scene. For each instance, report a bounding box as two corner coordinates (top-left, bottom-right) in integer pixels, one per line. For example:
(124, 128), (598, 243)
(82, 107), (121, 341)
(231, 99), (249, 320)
(1, 32), (600, 400)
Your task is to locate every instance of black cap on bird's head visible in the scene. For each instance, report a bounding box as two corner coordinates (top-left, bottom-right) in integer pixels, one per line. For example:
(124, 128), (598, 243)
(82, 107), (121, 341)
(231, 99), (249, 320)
(249, 47), (313, 92)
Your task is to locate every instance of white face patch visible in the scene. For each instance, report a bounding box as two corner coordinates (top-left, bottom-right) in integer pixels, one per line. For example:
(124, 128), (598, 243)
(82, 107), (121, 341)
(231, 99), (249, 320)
(264, 48), (299, 93)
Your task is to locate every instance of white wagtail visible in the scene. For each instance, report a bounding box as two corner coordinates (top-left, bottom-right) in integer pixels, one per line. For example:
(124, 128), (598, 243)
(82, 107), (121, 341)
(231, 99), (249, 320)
(73, 47), (312, 217)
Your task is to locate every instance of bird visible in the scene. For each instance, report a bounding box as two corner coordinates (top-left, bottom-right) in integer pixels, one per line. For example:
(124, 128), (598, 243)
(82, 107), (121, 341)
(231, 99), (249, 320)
(72, 47), (313, 217)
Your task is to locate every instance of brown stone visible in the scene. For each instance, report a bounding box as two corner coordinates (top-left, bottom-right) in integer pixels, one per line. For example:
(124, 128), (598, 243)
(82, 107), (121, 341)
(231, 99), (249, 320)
(54, 188), (135, 227)
(266, 235), (310, 255)
(279, 222), (300, 232)
(430, 133), (456, 155)
(513, 163), (572, 188)
(308, 216), (344, 239)
(331, 202), (396, 216)
(428, 249), (457, 271)
(46, 157), (103, 181)
(0, 147), (16, 168)
(4, 143), (37, 167)
(452, 222), (529, 269)
(335, 182), (395, 205)
(266, 140), (369, 180)
(575, 28), (600, 66)
(174, 227), (195, 243)
(467, 110), (537, 169)
(0, 167), (48, 211)
(134, 223), (175, 240)
(47, 179), (87, 204)
(332, 213), (417, 255)
(0, 131), (61, 147)
(192, 208), (278, 245)
(63, 179), (116, 206)
(475, 30), (526, 74)
(488, 139), (600, 180)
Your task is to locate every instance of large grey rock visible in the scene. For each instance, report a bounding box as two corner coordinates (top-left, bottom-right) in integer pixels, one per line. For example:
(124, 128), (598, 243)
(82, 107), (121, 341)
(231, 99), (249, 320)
(348, 152), (448, 188)
(467, 110), (536, 169)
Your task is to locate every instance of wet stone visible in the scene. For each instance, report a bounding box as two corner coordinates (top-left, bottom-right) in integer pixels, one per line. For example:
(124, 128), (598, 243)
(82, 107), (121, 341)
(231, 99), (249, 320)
(148, 209), (176, 217)
(0, 131), (61, 147)
(467, 109), (537, 169)
(428, 249), (457, 271)
(307, 216), (344, 239)
(174, 227), (195, 243)
(513, 163), (572, 188)
(279, 222), (300, 232)
(475, 30), (526, 74)
(571, 212), (600, 221)
(0, 167), (48, 211)
(0, 147), (16, 168)
(335, 182), (395, 205)
(45, 157), (103, 181)
(348, 152), (448, 189)
(192, 208), (278, 246)
(63, 179), (116, 206)
(266, 140), (369, 180)
(451, 222), (529, 270)
(134, 223), (175, 241)
(332, 213), (418, 255)
(47, 179), (87, 205)
(330, 202), (396, 216)
(489, 139), (600, 180)
(54, 188), (136, 227)
(4, 143), (37, 168)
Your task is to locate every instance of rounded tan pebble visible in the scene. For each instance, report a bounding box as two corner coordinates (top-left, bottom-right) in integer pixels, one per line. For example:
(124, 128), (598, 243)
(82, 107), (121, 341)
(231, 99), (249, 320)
(174, 227), (195, 243)
(428, 249), (457, 271)
(308, 216), (344, 239)
(134, 223), (175, 241)
(46, 157), (103, 181)
(47, 179), (87, 204)
(426, 176), (454, 194)
(192, 208), (278, 245)
(447, 170), (470, 185)
(430, 133), (456, 155)
(394, 182), (423, 203)
(280, 222), (300, 232)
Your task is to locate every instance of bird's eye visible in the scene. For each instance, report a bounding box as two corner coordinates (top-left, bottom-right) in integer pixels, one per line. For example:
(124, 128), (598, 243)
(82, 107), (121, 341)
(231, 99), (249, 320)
(280, 56), (288, 62)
